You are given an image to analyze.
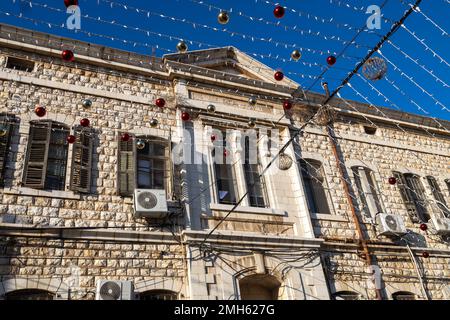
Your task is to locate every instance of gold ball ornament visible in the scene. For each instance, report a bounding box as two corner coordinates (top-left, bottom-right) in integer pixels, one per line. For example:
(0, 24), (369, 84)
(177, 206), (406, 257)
(136, 139), (146, 150)
(176, 41), (188, 53)
(291, 50), (302, 61)
(248, 97), (257, 106)
(218, 11), (230, 25)
(150, 118), (158, 128)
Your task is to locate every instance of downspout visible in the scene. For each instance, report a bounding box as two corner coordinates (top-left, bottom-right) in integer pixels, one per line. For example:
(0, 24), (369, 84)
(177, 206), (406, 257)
(322, 82), (383, 300)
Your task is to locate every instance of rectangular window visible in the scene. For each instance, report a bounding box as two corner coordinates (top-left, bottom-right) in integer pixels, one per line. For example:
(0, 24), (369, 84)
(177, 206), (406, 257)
(427, 176), (449, 218)
(23, 121), (69, 191)
(213, 130), (238, 205)
(352, 166), (383, 219)
(446, 180), (450, 196)
(300, 159), (331, 214)
(0, 115), (16, 186)
(6, 57), (35, 72)
(394, 172), (430, 223)
(243, 136), (268, 208)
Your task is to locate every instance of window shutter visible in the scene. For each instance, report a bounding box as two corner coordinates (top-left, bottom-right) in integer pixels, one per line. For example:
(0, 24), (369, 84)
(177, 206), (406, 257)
(70, 126), (93, 193)
(23, 122), (51, 188)
(0, 120), (13, 185)
(394, 172), (420, 223)
(118, 134), (135, 196)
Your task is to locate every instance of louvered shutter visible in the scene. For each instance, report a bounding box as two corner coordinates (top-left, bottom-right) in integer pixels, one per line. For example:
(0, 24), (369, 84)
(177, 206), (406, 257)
(0, 120), (13, 185)
(70, 126), (93, 193)
(118, 134), (135, 196)
(394, 172), (420, 223)
(23, 122), (51, 188)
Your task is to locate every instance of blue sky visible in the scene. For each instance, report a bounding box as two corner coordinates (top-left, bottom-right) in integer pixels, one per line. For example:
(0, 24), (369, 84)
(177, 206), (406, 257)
(0, 0), (449, 121)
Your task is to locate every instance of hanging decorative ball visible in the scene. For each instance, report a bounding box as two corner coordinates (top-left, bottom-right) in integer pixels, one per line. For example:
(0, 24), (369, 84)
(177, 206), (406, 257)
(419, 223), (428, 231)
(278, 153), (293, 170)
(207, 104), (216, 113)
(283, 100), (293, 110)
(291, 50), (302, 61)
(327, 55), (337, 66)
(66, 135), (76, 144)
(422, 251), (430, 258)
(362, 57), (388, 81)
(136, 139), (146, 150)
(61, 49), (75, 62)
(181, 112), (190, 121)
(34, 105), (46, 117)
(388, 177), (397, 185)
(210, 134), (216, 142)
(248, 97), (257, 106)
(121, 133), (130, 142)
(64, 0), (78, 7)
(274, 71), (284, 81)
(273, 5), (285, 18)
(218, 11), (230, 25)
(155, 98), (166, 108)
(0, 125), (8, 137)
(82, 99), (92, 109)
(80, 118), (90, 127)
(248, 118), (256, 128)
(223, 149), (228, 157)
(176, 41), (188, 53)
(150, 118), (159, 128)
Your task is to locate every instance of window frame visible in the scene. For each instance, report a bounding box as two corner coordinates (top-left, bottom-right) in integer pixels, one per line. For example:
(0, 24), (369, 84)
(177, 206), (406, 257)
(351, 166), (384, 219)
(394, 172), (430, 223)
(332, 291), (360, 300)
(426, 176), (449, 218)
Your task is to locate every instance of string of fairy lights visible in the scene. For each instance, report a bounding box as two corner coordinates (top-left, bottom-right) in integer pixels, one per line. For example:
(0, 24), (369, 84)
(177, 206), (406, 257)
(0, 0), (448, 298)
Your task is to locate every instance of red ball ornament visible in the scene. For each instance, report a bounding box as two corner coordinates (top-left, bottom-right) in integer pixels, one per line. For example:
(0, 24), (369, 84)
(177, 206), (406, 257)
(80, 118), (90, 127)
(66, 135), (76, 144)
(419, 223), (428, 231)
(223, 149), (228, 157)
(34, 106), (46, 117)
(388, 177), (397, 185)
(273, 5), (285, 18)
(274, 71), (284, 81)
(121, 133), (130, 142)
(155, 98), (166, 108)
(422, 251), (430, 258)
(327, 55), (337, 66)
(210, 134), (216, 142)
(283, 100), (293, 110)
(181, 112), (190, 121)
(64, 0), (78, 7)
(61, 49), (74, 62)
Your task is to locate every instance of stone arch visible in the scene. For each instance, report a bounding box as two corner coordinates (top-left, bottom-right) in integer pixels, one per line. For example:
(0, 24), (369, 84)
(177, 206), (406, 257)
(0, 277), (69, 300)
(134, 278), (185, 299)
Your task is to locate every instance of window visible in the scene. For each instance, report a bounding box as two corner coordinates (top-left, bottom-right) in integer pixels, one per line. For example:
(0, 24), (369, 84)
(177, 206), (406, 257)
(426, 176), (449, 218)
(212, 130), (238, 205)
(0, 115), (17, 186)
(446, 179), (450, 196)
(5, 57), (35, 72)
(242, 136), (268, 208)
(23, 121), (93, 192)
(352, 166), (383, 219)
(392, 291), (416, 300)
(239, 275), (281, 300)
(393, 172), (430, 223)
(139, 290), (178, 300)
(300, 159), (332, 214)
(118, 135), (170, 196)
(332, 291), (360, 300)
(363, 126), (377, 135)
(5, 289), (54, 300)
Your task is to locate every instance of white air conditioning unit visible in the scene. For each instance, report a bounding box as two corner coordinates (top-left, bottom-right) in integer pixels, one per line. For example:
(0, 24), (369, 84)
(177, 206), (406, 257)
(96, 280), (134, 300)
(430, 215), (450, 235)
(134, 189), (168, 218)
(376, 213), (407, 236)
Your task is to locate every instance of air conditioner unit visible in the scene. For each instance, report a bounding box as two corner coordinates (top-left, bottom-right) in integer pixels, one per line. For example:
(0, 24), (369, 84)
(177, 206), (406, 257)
(96, 280), (134, 300)
(430, 215), (450, 235)
(376, 213), (407, 236)
(134, 189), (168, 218)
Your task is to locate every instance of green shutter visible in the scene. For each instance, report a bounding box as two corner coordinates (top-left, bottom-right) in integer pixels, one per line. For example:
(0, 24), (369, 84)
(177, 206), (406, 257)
(70, 126), (93, 193)
(0, 118), (14, 185)
(118, 134), (135, 196)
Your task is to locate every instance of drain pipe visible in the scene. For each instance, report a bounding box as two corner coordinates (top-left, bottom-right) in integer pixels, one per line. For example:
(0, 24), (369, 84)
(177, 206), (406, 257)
(322, 82), (383, 300)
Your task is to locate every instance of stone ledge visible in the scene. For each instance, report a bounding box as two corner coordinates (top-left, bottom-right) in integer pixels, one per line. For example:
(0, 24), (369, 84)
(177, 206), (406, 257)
(2, 187), (81, 200)
(210, 203), (287, 216)
(312, 214), (349, 222)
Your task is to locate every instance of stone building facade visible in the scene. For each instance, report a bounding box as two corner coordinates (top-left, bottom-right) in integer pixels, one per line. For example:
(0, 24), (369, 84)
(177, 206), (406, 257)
(0, 24), (449, 300)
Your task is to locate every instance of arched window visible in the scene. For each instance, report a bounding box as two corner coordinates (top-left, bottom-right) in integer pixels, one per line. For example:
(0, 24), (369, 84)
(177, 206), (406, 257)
(118, 135), (170, 196)
(23, 121), (69, 190)
(332, 291), (360, 300)
(5, 289), (55, 300)
(392, 291), (416, 300)
(239, 274), (281, 300)
(352, 166), (383, 219)
(139, 290), (178, 300)
(393, 172), (430, 223)
(300, 159), (332, 214)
